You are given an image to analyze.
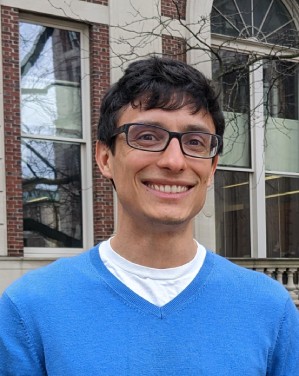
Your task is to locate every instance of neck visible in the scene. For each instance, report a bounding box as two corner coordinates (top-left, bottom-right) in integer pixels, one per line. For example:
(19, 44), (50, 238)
(110, 218), (197, 268)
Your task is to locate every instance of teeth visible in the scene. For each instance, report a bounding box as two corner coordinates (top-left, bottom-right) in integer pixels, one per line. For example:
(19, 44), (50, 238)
(148, 184), (188, 193)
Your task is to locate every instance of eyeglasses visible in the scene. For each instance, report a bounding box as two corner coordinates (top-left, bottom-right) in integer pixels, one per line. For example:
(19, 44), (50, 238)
(111, 123), (222, 159)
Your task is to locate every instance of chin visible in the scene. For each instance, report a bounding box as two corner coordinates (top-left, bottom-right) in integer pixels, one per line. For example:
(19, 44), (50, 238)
(149, 215), (190, 228)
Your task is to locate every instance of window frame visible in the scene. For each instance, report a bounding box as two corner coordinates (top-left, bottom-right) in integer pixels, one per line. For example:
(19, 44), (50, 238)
(20, 14), (93, 258)
(187, 0), (299, 258)
(211, 33), (299, 258)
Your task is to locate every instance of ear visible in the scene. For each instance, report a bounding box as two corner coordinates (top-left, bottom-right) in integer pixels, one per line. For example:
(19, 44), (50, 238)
(95, 140), (113, 179)
(207, 155), (219, 187)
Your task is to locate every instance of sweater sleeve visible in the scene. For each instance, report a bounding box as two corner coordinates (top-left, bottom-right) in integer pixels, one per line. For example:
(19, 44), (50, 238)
(0, 292), (46, 376)
(267, 297), (299, 376)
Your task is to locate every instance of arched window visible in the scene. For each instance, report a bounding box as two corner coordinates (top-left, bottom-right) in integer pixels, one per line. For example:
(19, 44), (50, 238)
(210, 0), (299, 258)
(212, 0), (298, 47)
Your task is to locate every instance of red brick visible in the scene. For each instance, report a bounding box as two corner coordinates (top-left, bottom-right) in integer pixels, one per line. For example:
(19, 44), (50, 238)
(90, 23), (114, 242)
(2, 6), (23, 255)
(161, 0), (186, 20)
(162, 34), (186, 61)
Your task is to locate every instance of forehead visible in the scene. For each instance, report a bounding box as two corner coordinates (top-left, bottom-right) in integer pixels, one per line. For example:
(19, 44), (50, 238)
(117, 105), (216, 134)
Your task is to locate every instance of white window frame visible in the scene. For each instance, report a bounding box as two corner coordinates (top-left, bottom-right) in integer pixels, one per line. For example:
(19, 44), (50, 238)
(211, 35), (299, 258)
(20, 14), (94, 258)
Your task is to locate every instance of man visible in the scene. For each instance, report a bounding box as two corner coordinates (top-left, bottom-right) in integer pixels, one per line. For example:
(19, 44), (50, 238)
(0, 57), (298, 375)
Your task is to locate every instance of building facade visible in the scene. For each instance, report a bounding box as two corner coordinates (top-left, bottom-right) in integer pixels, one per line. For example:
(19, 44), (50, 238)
(0, 0), (298, 303)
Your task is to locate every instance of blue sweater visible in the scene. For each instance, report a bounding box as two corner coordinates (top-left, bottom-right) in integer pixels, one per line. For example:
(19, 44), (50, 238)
(0, 246), (298, 375)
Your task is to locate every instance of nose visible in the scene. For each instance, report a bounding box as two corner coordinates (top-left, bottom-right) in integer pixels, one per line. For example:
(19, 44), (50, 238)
(156, 138), (187, 172)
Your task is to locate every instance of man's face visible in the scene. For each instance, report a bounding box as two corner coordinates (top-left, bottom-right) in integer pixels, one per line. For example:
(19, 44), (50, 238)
(96, 105), (218, 231)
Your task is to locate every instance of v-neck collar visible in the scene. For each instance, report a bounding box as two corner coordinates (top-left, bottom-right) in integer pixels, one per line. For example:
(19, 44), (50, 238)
(89, 245), (215, 319)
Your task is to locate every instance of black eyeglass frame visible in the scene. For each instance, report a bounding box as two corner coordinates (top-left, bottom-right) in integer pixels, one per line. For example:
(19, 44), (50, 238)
(111, 123), (222, 159)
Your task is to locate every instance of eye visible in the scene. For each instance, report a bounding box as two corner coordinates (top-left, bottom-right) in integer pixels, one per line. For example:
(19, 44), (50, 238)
(187, 138), (205, 146)
(183, 134), (208, 149)
(129, 125), (166, 146)
(136, 132), (159, 141)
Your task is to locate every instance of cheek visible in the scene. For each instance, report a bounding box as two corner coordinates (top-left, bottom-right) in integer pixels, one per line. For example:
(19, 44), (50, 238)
(194, 163), (216, 183)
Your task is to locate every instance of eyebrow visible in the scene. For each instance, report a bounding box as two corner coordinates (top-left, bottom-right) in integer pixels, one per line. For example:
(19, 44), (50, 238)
(137, 121), (213, 133)
(183, 124), (212, 133)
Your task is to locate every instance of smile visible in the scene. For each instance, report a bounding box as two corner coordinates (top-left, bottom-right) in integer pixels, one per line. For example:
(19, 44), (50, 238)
(146, 183), (189, 193)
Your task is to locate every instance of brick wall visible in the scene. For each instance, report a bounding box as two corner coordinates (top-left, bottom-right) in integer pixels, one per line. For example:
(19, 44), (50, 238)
(90, 24), (114, 243)
(2, 7), (23, 256)
(161, 0), (186, 20)
(161, 0), (186, 61)
(162, 34), (186, 61)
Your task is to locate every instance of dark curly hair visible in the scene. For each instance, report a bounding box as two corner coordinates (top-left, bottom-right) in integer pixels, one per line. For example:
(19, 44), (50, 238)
(98, 56), (225, 154)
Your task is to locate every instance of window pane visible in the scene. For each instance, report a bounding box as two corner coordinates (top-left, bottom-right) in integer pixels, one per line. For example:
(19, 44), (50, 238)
(260, 1), (298, 47)
(212, 50), (250, 168)
(264, 61), (299, 173)
(266, 175), (299, 257)
(211, 0), (241, 37)
(22, 139), (82, 248)
(20, 23), (82, 138)
(212, 0), (298, 47)
(253, 0), (272, 30)
(215, 170), (251, 257)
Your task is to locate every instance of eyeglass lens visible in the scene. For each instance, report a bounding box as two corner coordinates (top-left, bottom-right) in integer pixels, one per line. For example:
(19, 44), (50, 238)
(127, 124), (218, 158)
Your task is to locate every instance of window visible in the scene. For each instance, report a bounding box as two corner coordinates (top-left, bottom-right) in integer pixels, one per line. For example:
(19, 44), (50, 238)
(20, 17), (92, 255)
(215, 171), (251, 257)
(266, 175), (299, 257)
(264, 61), (299, 174)
(212, 0), (298, 47)
(211, 0), (299, 258)
(212, 50), (250, 168)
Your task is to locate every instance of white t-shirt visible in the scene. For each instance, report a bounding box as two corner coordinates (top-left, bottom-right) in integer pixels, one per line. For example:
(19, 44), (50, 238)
(99, 239), (206, 307)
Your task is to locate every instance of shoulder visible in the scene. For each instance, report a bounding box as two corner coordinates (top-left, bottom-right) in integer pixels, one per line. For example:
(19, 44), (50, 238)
(2, 245), (100, 304)
(207, 254), (299, 374)
(206, 251), (292, 307)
